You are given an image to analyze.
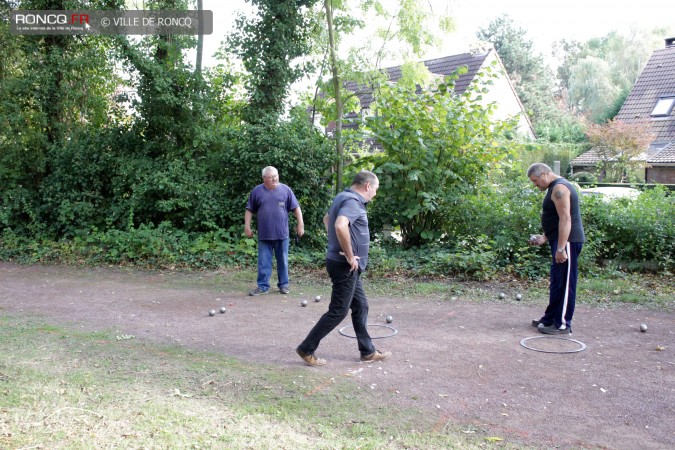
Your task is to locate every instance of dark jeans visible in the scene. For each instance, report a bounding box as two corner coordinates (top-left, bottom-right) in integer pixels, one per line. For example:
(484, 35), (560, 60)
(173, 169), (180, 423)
(297, 258), (375, 357)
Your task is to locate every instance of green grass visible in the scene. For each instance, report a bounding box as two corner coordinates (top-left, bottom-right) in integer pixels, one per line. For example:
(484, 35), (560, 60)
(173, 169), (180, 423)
(0, 315), (514, 450)
(576, 272), (675, 309)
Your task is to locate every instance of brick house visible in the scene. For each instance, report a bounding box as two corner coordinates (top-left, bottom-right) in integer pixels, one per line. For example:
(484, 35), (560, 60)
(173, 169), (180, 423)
(571, 38), (675, 184)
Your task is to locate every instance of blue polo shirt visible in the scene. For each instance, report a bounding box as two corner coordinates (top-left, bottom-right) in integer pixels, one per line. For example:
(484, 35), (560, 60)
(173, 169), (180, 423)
(246, 183), (299, 240)
(326, 189), (371, 271)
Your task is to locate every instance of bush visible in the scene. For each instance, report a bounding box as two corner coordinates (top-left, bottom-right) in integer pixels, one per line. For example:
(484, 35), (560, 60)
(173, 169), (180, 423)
(362, 68), (521, 248)
(439, 179), (548, 278)
(0, 224), (260, 269)
(581, 185), (674, 270)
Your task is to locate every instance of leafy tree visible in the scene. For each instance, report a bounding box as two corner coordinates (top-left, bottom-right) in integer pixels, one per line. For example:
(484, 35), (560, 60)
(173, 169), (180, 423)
(115, 33), (205, 154)
(555, 28), (673, 123)
(361, 66), (520, 247)
(0, 0), (121, 233)
(567, 56), (619, 123)
(228, 0), (319, 123)
(586, 119), (654, 183)
(307, 0), (454, 192)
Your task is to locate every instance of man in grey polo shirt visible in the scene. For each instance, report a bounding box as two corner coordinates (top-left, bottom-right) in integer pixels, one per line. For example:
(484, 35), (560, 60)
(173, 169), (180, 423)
(296, 170), (392, 366)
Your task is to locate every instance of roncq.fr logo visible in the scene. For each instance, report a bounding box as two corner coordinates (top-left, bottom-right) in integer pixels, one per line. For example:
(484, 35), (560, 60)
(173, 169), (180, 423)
(13, 13), (90, 25)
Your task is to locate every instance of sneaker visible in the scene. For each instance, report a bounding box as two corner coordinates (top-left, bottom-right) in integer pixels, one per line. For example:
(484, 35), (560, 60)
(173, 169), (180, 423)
(531, 319), (541, 328)
(361, 350), (392, 362)
(280, 287), (290, 294)
(249, 287), (269, 296)
(296, 347), (326, 366)
(538, 324), (572, 335)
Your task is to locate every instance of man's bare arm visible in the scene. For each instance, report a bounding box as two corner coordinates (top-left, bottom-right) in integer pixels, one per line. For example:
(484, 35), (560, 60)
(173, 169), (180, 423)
(244, 210), (254, 238)
(552, 185), (571, 262)
(293, 207), (304, 237)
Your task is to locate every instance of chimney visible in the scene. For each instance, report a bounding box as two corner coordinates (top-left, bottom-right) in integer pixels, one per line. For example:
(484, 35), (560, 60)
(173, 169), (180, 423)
(666, 37), (675, 48)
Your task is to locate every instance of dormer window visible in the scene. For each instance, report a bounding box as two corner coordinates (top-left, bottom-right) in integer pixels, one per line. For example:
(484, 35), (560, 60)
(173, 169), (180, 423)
(651, 95), (675, 117)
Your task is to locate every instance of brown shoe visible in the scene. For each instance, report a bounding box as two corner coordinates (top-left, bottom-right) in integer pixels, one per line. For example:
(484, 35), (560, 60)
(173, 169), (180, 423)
(361, 350), (392, 362)
(296, 347), (326, 366)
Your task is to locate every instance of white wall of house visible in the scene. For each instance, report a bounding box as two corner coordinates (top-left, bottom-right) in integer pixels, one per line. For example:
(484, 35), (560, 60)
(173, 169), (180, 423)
(472, 52), (534, 139)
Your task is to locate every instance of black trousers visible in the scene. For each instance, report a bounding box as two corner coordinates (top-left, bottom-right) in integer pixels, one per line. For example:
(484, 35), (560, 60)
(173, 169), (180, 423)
(297, 258), (375, 357)
(539, 241), (583, 330)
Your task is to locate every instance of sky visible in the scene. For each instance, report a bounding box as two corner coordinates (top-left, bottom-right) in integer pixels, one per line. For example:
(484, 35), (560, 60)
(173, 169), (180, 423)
(199, 0), (674, 70)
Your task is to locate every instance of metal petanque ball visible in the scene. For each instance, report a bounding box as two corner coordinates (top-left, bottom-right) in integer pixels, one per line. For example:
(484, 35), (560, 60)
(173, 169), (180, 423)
(515, 293), (522, 301)
(208, 309), (216, 316)
(301, 299), (308, 307)
(640, 323), (648, 332)
(219, 306), (226, 314)
(314, 295), (321, 302)
(386, 315), (393, 324)
(498, 292), (506, 299)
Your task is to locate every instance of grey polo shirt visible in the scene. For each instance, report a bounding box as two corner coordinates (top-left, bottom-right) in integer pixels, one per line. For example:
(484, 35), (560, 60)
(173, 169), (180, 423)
(326, 189), (371, 271)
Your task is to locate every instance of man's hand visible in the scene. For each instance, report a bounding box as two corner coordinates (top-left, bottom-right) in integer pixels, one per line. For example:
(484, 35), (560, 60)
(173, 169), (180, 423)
(244, 225), (254, 238)
(340, 251), (360, 272)
(528, 234), (545, 246)
(555, 246), (568, 264)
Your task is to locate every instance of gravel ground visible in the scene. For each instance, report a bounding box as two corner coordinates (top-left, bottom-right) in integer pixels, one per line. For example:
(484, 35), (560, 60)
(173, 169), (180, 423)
(1, 262), (673, 449)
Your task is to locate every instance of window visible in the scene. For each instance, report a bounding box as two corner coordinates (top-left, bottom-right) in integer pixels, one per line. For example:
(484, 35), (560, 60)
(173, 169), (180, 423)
(651, 96), (675, 117)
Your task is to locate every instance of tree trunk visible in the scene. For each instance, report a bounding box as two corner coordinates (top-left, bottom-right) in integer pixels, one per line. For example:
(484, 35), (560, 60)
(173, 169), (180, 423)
(324, 0), (344, 193)
(196, 0), (203, 74)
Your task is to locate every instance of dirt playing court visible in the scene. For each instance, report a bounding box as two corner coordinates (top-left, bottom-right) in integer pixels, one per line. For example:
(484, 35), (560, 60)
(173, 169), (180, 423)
(1, 262), (673, 449)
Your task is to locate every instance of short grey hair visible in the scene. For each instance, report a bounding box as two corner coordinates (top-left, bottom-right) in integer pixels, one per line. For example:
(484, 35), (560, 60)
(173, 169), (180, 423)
(352, 170), (378, 187)
(262, 166), (278, 178)
(527, 163), (553, 178)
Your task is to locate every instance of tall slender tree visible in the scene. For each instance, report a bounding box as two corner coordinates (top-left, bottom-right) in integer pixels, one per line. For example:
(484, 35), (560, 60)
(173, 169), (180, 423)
(324, 0), (345, 191)
(311, 0), (454, 191)
(196, 0), (203, 74)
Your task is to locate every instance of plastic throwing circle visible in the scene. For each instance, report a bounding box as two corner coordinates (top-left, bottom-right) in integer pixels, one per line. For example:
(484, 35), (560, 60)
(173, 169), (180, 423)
(520, 335), (587, 353)
(339, 323), (398, 339)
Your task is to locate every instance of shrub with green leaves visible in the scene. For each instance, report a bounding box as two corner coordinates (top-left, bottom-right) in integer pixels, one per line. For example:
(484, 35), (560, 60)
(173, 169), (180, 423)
(581, 185), (674, 270)
(361, 65), (521, 248)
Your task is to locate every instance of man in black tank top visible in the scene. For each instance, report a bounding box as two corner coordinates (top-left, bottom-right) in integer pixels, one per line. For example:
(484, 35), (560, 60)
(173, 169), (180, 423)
(527, 163), (585, 334)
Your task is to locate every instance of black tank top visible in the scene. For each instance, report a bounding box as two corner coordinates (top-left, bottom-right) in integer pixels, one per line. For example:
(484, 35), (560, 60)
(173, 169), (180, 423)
(541, 178), (585, 243)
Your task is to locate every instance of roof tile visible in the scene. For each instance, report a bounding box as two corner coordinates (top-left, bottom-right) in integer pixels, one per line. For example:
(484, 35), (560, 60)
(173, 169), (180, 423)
(615, 45), (675, 144)
(649, 143), (675, 163)
(345, 51), (491, 109)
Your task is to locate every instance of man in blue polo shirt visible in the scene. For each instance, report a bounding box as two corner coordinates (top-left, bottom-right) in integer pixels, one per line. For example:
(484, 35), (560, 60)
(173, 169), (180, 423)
(245, 166), (304, 296)
(296, 170), (391, 366)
